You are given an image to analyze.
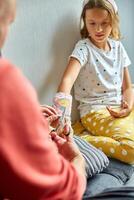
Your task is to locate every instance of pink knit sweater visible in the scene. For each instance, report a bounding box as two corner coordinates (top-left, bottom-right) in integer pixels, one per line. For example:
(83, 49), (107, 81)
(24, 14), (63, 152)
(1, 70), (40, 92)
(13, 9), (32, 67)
(0, 59), (86, 200)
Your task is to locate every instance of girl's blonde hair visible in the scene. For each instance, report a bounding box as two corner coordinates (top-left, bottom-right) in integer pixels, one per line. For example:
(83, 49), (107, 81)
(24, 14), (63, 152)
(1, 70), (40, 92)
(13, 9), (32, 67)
(80, 0), (121, 40)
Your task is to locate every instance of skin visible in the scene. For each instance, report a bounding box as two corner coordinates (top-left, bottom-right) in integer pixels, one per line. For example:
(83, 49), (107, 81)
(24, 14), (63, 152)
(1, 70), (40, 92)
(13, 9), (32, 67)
(85, 8), (112, 51)
(107, 67), (134, 118)
(0, 0), (16, 48)
(58, 8), (134, 118)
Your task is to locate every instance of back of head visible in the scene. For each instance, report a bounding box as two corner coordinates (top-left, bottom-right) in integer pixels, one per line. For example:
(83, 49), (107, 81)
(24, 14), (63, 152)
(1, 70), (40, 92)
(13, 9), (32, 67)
(0, 0), (16, 48)
(80, 0), (121, 40)
(0, 0), (16, 18)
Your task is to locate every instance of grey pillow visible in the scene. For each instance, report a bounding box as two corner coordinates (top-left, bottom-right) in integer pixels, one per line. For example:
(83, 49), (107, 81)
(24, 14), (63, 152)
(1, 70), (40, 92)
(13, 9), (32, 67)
(73, 135), (109, 178)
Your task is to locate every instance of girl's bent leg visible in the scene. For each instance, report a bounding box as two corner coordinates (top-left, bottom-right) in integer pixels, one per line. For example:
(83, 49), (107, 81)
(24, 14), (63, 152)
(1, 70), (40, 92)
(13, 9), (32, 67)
(81, 108), (134, 164)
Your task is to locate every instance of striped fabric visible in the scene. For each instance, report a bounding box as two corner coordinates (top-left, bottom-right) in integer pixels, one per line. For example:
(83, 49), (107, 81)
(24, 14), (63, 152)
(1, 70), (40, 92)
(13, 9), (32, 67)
(74, 135), (109, 178)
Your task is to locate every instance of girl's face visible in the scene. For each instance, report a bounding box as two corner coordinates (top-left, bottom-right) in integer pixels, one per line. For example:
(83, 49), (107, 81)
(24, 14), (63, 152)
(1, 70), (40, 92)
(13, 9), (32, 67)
(85, 8), (112, 45)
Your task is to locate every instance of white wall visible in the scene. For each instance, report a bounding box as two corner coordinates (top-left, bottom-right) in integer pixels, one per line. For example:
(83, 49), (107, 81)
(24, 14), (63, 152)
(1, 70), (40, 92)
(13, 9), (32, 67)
(3, 0), (134, 122)
(117, 0), (134, 82)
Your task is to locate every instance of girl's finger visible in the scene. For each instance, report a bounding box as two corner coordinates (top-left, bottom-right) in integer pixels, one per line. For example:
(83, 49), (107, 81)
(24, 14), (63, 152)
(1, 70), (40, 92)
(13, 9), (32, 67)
(122, 100), (128, 109)
(106, 106), (112, 112)
(107, 109), (120, 117)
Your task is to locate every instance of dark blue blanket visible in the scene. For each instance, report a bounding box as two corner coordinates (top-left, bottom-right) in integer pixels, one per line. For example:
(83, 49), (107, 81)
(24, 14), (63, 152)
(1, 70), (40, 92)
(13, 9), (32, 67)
(83, 158), (134, 199)
(83, 187), (134, 200)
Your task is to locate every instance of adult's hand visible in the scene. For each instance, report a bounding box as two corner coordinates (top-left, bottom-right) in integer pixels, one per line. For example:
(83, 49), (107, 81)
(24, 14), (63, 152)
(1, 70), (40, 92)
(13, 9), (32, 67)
(50, 132), (83, 162)
(41, 104), (58, 117)
(41, 105), (73, 136)
(41, 104), (60, 127)
(50, 132), (87, 180)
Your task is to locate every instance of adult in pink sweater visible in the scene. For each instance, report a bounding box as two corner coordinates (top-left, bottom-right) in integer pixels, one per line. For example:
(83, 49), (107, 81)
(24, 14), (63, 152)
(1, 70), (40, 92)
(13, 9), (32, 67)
(0, 1), (86, 199)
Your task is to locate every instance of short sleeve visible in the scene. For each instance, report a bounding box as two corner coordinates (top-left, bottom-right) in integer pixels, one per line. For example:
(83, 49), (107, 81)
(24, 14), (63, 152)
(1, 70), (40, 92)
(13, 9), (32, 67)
(70, 40), (88, 67)
(120, 42), (131, 68)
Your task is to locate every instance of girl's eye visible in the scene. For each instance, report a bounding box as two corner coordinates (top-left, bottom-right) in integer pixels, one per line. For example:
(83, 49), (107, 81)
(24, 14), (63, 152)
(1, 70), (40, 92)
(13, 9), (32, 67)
(102, 22), (108, 25)
(89, 23), (95, 25)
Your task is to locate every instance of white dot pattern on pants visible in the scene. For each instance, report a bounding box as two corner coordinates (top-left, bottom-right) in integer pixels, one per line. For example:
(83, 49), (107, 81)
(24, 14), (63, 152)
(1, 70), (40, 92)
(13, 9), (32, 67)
(99, 147), (103, 151)
(93, 122), (97, 126)
(110, 148), (115, 154)
(105, 129), (110, 134)
(122, 149), (127, 156)
(90, 110), (95, 113)
(114, 127), (120, 131)
(94, 138), (99, 143)
(103, 138), (107, 143)
(87, 118), (92, 122)
(100, 119), (105, 123)
(109, 122), (113, 126)
(100, 126), (104, 131)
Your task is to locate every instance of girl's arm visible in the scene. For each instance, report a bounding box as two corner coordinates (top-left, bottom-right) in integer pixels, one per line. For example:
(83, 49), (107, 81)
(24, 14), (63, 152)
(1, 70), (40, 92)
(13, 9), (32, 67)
(53, 58), (81, 134)
(122, 67), (134, 110)
(107, 67), (134, 118)
(58, 57), (81, 94)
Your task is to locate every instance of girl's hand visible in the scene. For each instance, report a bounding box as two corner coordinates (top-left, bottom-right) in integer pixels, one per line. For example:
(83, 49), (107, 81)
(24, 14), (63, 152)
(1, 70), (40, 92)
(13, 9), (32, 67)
(106, 101), (131, 118)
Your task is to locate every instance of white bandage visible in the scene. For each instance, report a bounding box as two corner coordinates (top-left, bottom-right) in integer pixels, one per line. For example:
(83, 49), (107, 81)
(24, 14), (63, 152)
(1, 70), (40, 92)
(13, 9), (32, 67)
(53, 92), (72, 117)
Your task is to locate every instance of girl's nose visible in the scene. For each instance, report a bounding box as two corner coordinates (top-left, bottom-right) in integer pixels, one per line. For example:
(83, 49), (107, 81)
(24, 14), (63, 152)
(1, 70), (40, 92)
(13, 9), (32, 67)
(96, 24), (103, 32)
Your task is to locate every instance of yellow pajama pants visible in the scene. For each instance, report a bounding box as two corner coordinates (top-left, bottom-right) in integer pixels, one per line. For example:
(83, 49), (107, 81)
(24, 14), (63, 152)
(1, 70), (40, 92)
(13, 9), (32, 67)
(73, 108), (134, 164)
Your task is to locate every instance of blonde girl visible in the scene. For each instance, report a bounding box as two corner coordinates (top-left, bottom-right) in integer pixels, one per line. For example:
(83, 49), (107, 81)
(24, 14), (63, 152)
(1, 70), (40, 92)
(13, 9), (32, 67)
(53, 0), (134, 164)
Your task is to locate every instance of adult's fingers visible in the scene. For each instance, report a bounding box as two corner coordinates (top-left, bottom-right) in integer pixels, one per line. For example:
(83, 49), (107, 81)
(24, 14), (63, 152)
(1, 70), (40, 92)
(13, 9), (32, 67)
(47, 115), (60, 124)
(41, 105), (58, 115)
(50, 131), (66, 145)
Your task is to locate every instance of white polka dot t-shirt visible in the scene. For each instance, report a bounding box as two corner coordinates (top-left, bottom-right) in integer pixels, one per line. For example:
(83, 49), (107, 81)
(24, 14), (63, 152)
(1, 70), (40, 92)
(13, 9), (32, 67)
(70, 38), (131, 117)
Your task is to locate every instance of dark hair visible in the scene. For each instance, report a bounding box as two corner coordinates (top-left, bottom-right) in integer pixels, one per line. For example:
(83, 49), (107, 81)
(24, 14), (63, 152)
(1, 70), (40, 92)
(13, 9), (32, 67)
(80, 0), (121, 40)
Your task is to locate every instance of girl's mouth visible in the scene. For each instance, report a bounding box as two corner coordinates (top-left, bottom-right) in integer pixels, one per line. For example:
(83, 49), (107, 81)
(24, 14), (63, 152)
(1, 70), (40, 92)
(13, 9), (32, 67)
(95, 34), (104, 37)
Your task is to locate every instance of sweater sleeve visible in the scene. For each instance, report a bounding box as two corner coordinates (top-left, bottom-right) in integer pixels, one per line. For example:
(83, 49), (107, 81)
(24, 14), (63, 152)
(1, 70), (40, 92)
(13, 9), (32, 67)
(0, 59), (86, 200)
